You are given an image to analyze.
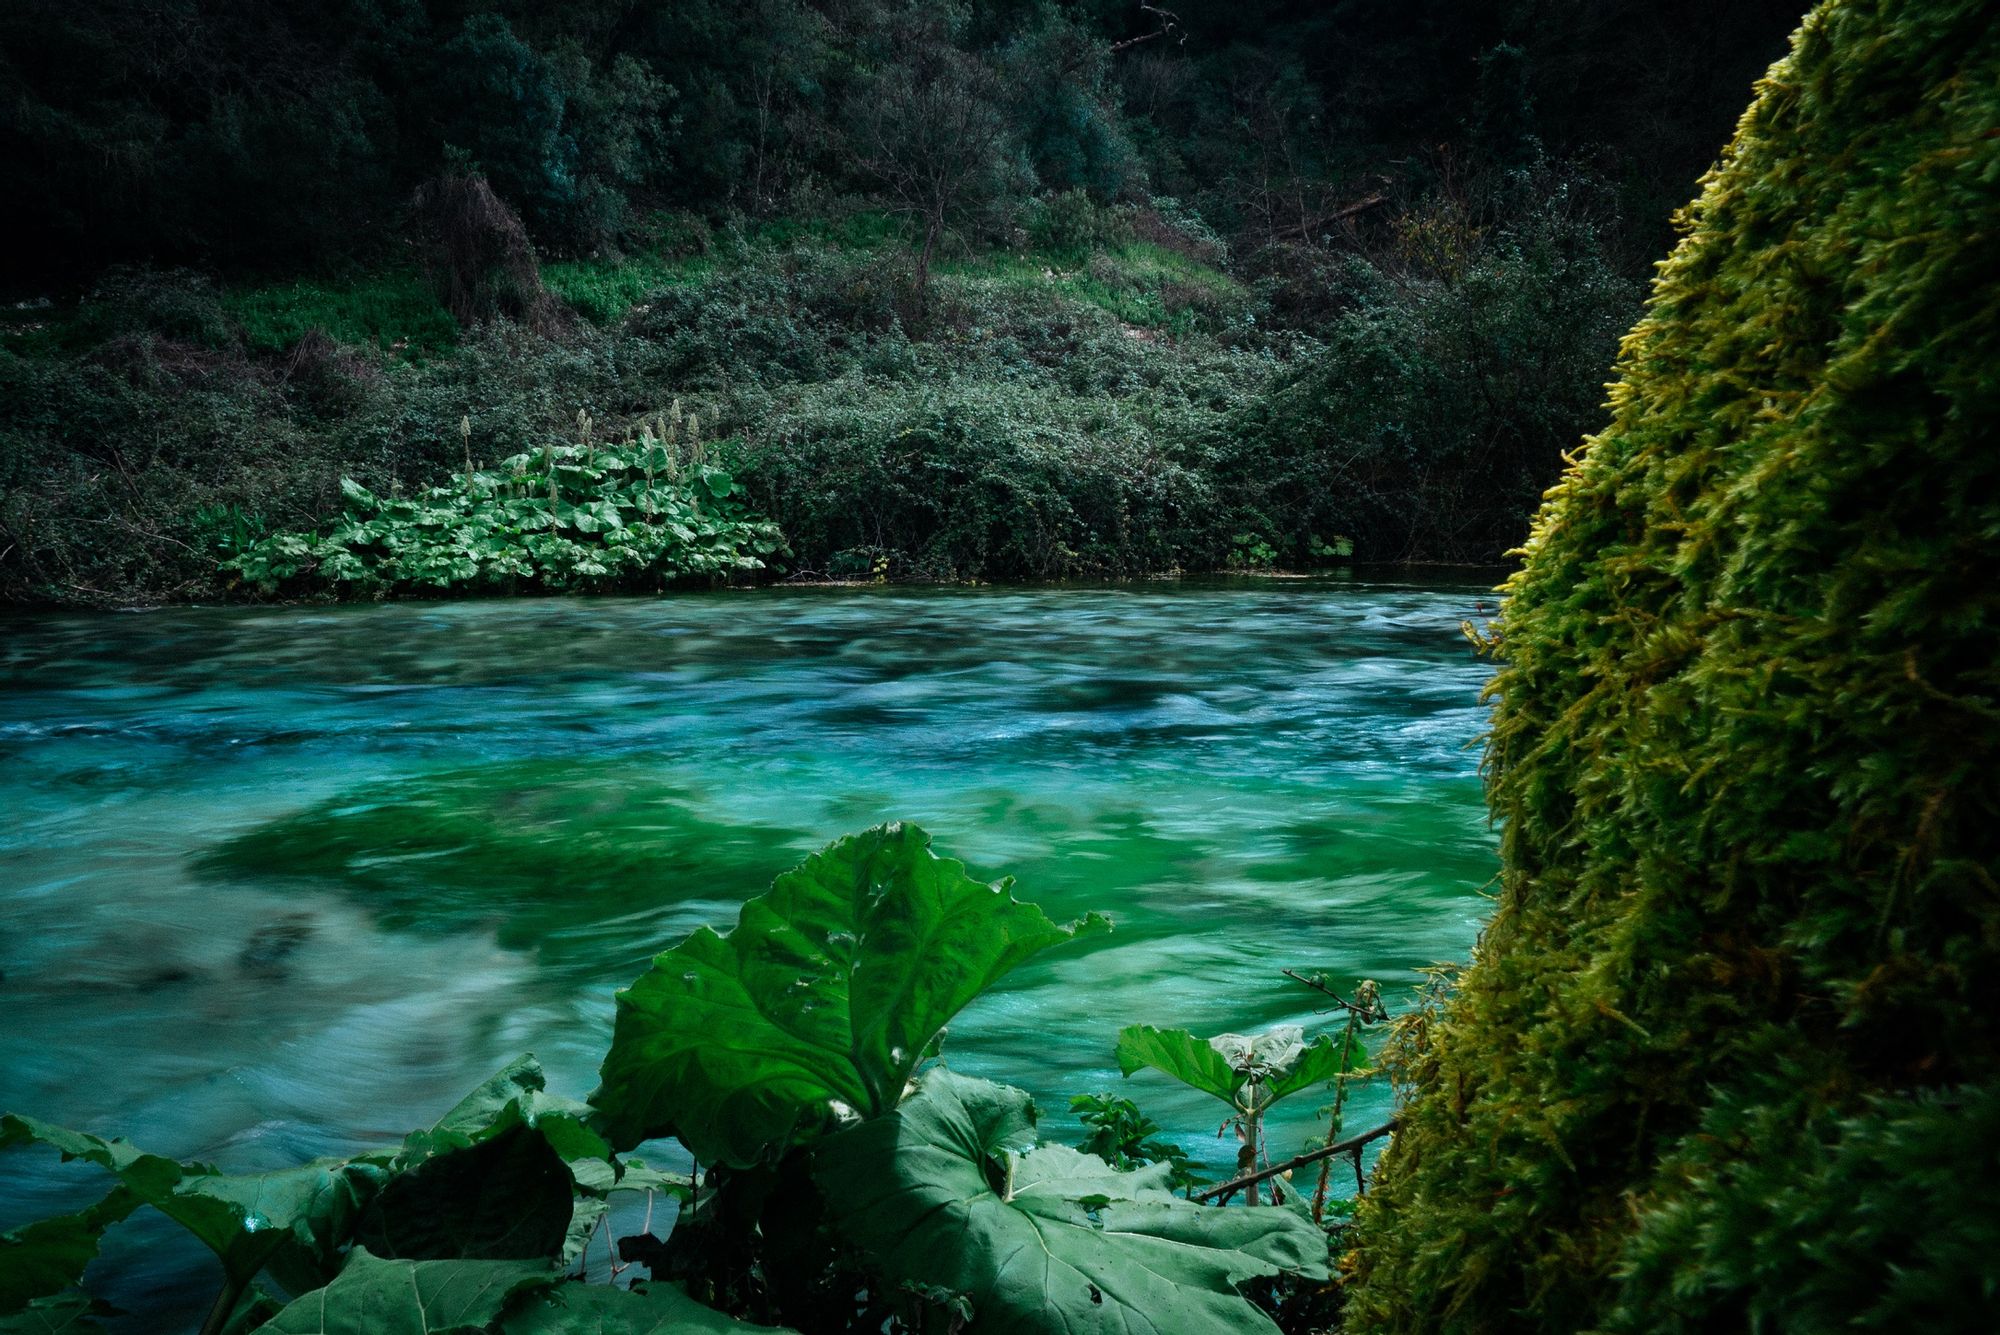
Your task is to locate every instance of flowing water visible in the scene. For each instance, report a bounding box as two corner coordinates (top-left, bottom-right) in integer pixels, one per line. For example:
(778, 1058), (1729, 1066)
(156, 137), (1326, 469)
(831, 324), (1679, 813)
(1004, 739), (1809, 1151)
(0, 575), (1499, 1325)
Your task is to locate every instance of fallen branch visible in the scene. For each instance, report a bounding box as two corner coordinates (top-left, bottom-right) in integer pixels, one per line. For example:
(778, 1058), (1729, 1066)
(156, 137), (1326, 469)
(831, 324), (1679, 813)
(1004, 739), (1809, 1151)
(1267, 193), (1389, 242)
(1193, 1118), (1398, 1205)
(1282, 968), (1388, 1021)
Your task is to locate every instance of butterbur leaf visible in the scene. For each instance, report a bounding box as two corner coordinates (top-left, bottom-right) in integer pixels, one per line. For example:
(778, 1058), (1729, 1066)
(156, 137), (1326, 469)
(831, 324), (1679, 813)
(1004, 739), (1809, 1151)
(1265, 1037), (1350, 1102)
(815, 1070), (1328, 1335)
(0, 1187), (140, 1314)
(0, 1291), (111, 1334)
(1210, 1028), (1307, 1076)
(1117, 1026), (1346, 1111)
(608, 1160), (694, 1200)
(355, 1124), (575, 1262)
(591, 823), (1108, 1162)
(0, 1115), (384, 1289)
(167, 1163), (384, 1287)
(412, 1056), (611, 1168)
(258, 1248), (555, 1335)
(500, 1279), (796, 1333)
(1114, 1026), (1242, 1103)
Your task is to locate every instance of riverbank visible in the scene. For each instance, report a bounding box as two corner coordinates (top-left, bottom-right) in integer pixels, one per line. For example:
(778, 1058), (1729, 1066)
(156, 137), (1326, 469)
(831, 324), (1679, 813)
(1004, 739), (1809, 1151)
(0, 210), (1629, 608)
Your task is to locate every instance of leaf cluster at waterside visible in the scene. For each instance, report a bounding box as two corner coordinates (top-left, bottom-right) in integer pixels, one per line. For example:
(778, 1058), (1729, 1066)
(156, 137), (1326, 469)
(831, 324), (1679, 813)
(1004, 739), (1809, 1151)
(224, 428), (784, 597)
(4, 825), (1336, 1334)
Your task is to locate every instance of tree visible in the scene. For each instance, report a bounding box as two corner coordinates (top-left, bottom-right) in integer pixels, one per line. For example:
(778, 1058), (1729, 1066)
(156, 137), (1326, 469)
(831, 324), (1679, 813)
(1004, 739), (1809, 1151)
(843, 18), (1018, 305)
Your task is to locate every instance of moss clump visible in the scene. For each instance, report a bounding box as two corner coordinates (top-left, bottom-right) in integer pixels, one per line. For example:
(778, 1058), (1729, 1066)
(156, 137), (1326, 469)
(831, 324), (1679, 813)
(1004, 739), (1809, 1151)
(1344, 2), (2000, 1330)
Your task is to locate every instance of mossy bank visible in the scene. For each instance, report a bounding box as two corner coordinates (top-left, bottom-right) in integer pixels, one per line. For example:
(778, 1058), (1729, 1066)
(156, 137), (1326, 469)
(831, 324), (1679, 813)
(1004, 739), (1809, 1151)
(1346, 1), (2000, 1329)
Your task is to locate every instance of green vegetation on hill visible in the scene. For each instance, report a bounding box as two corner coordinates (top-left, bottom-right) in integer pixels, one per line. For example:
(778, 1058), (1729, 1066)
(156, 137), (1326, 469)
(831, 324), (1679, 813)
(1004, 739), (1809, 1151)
(0, 1), (1803, 606)
(0, 194), (1641, 602)
(1345, 1), (2000, 1328)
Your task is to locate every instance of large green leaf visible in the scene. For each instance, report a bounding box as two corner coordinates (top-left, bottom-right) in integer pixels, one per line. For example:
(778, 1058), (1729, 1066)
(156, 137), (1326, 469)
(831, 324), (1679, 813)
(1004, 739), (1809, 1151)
(0, 1291), (109, 1334)
(0, 1115), (383, 1289)
(355, 1123), (576, 1262)
(0, 1187), (139, 1314)
(814, 1070), (1329, 1335)
(591, 823), (1108, 1162)
(258, 1248), (555, 1335)
(500, 1280), (794, 1333)
(401, 1055), (613, 1174)
(353, 1056), (624, 1266)
(1113, 1026), (1243, 1104)
(1115, 1025), (1345, 1112)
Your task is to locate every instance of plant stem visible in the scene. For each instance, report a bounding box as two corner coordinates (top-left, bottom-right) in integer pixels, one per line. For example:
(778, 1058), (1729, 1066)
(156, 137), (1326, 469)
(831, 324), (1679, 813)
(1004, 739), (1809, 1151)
(1312, 1009), (1363, 1222)
(196, 1272), (249, 1335)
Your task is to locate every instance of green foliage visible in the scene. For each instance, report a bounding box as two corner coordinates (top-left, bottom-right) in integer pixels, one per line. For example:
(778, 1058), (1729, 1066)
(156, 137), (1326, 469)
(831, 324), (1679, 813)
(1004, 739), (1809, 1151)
(815, 1069), (1327, 1335)
(0, 1180), (139, 1315)
(5, 827), (1337, 1333)
(222, 273), (459, 356)
(0, 1113), (387, 1299)
(3, 190), (1611, 603)
(1117, 1025), (1348, 1114)
(1228, 177), (1637, 564)
(1024, 192), (1132, 260)
(0, 0), (1797, 284)
(589, 823), (1108, 1161)
(258, 1249), (551, 1335)
(223, 422), (784, 596)
(1346, 2), (2000, 1329)
(1068, 1094), (1202, 1191)
(544, 255), (715, 326)
(736, 372), (1229, 582)
(1, 1055), (738, 1333)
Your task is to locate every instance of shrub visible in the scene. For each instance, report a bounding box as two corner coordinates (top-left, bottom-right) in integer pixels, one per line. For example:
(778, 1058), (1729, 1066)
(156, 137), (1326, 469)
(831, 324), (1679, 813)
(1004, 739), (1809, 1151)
(733, 374), (1220, 580)
(1025, 189), (1131, 260)
(1223, 180), (1636, 564)
(225, 415), (784, 596)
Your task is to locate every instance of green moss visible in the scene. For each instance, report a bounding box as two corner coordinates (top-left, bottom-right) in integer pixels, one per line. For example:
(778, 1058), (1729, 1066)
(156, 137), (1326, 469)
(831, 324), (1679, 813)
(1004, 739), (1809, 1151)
(1345, 2), (2000, 1330)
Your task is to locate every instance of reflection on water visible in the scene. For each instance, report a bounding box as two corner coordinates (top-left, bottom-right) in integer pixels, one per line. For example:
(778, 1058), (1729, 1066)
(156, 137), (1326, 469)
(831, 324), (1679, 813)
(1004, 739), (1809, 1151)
(0, 576), (1499, 1326)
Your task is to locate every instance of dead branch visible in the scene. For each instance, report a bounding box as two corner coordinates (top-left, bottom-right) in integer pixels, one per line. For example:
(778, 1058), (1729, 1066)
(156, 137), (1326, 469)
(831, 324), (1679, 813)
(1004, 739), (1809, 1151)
(1193, 1119), (1398, 1205)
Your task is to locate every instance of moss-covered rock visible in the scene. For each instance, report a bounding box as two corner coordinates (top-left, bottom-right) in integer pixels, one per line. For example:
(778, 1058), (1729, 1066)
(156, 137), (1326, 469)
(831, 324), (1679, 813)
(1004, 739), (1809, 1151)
(1345, 2), (2000, 1329)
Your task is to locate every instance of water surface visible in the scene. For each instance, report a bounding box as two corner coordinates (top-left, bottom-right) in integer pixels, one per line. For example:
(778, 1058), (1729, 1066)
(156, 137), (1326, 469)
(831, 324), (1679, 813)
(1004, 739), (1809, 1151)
(0, 576), (1498, 1324)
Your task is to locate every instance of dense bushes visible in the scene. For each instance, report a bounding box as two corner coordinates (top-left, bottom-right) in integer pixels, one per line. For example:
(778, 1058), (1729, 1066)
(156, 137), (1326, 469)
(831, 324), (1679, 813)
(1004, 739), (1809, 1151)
(1346, 1), (2000, 1328)
(223, 423), (783, 596)
(1229, 177), (1637, 564)
(737, 378), (1218, 581)
(1, 199), (1646, 602)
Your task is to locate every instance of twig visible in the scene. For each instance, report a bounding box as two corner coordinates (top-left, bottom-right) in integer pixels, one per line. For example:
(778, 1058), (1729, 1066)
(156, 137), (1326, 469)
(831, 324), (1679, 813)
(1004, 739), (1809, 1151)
(1110, 3), (1184, 54)
(1192, 1119), (1397, 1205)
(1282, 969), (1388, 1021)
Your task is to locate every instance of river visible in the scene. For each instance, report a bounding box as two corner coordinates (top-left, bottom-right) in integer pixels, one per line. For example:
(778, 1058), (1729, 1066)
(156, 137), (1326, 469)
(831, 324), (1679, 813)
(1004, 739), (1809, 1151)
(0, 575), (1499, 1325)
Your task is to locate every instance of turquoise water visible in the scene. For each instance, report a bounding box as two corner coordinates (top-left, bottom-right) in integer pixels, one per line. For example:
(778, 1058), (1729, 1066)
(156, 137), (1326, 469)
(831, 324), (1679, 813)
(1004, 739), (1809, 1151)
(0, 576), (1498, 1324)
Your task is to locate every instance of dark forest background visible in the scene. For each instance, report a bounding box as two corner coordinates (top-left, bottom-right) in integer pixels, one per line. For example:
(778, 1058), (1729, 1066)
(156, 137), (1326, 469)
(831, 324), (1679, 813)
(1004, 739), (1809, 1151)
(0, 0), (1803, 601)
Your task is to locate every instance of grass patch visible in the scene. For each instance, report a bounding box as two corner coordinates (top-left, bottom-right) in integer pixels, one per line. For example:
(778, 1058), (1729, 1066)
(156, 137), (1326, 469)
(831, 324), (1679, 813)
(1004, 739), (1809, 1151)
(222, 271), (458, 355)
(543, 252), (715, 324)
(942, 243), (1248, 332)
